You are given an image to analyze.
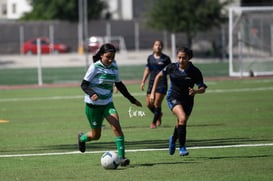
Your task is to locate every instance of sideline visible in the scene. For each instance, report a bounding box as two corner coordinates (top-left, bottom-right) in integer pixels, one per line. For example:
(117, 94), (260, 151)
(1, 86), (273, 102)
(1, 143), (273, 158)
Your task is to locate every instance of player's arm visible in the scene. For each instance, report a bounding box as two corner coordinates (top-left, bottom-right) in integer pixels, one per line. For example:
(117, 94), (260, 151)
(115, 81), (142, 107)
(189, 68), (208, 96)
(81, 80), (96, 97)
(150, 71), (163, 102)
(188, 86), (206, 96)
(140, 67), (150, 91)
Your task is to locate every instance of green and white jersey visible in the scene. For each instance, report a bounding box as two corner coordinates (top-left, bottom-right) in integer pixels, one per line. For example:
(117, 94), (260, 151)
(83, 60), (120, 105)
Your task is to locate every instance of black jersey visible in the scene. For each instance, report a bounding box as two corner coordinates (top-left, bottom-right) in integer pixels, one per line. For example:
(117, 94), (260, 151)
(146, 53), (171, 93)
(163, 62), (207, 104)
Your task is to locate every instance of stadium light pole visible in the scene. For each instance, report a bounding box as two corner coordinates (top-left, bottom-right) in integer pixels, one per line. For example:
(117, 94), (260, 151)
(83, 0), (89, 69)
(36, 38), (43, 86)
(171, 33), (176, 61)
(78, 0), (89, 69)
(78, 0), (83, 54)
(19, 26), (24, 55)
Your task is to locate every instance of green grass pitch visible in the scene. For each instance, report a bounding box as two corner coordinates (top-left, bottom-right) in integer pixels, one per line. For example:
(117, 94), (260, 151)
(0, 74), (273, 180)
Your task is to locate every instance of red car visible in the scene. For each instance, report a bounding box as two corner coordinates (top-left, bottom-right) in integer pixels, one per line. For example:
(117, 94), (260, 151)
(22, 37), (70, 54)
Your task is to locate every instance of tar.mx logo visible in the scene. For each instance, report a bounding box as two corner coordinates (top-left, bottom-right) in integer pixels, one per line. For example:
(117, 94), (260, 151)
(128, 106), (146, 118)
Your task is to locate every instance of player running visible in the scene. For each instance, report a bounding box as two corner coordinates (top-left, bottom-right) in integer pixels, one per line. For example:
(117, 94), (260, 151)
(140, 40), (171, 129)
(78, 43), (142, 166)
(150, 47), (207, 156)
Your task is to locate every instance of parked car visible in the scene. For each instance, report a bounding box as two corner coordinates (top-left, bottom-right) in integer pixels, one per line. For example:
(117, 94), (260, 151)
(88, 36), (120, 53)
(22, 37), (70, 54)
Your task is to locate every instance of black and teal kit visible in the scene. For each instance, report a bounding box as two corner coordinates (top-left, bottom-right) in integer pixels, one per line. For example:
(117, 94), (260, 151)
(163, 62), (207, 115)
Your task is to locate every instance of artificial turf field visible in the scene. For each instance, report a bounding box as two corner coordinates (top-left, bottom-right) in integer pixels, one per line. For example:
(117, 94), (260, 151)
(0, 67), (273, 180)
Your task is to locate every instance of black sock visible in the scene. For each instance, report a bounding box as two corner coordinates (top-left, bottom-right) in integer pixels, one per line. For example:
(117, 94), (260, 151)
(177, 125), (186, 147)
(148, 106), (155, 113)
(152, 107), (161, 124)
(172, 126), (178, 142)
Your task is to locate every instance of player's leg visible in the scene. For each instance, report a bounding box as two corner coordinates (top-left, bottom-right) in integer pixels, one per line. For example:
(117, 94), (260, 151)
(152, 92), (165, 127)
(78, 104), (104, 153)
(104, 103), (130, 166)
(146, 94), (155, 113)
(172, 105), (189, 156)
(146, 93), (157, 129)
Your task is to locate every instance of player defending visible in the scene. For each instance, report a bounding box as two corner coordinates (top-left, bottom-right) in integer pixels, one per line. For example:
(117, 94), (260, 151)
(140, 40), (171, 129)
(150, 47), (207, 156)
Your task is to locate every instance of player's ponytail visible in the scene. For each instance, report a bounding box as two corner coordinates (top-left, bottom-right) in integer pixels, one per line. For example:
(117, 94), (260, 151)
(93, 43), (116, 63)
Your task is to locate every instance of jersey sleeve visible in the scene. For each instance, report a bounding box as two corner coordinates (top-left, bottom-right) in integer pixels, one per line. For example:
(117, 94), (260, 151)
(83, 63), (96, 82)
(194, 68), (207, 89)
(146, 55), (152, 68)
(113, 60), (121, 82)
(162, 63), (173, 76)
(165, 55), (172, 65)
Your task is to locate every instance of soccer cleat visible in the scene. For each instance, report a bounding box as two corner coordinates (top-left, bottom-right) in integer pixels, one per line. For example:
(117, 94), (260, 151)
(169, 136), (176, 155)
(120, 158), (130, 167)
(179, 146), (189, 156)
(150, 123), (156, 129)
(78, 132), (86, 153)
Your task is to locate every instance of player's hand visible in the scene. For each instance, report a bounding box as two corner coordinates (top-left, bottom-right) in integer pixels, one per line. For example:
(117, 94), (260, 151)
(149, 93), (155, 103)
(134, 100), (142, 107)
(114, 86), (119, 93)
(140, 82), (145, 91)
(91, 94), (99, 101)
(188, 87), (195, 96)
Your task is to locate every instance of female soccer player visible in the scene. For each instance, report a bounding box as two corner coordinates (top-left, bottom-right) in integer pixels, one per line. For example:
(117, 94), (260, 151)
(140, 40), (171, 129)
(150, 47), (207, 156)
(78, 43), (142, 166)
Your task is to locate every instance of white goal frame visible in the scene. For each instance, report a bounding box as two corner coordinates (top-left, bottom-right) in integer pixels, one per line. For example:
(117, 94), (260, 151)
(228, 6), (273, 77)
(104, 36), (127, 54)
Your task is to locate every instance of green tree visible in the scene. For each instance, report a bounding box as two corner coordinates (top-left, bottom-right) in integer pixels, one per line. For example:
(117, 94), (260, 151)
(146, 0), (231, 48)
(21, 0), (107, 22)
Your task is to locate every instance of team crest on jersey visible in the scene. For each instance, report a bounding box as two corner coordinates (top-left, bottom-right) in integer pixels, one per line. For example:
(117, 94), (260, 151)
(172, 99), (178, 104)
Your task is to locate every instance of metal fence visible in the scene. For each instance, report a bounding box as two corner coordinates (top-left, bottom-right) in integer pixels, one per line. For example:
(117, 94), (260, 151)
(0, 20), (225, 57)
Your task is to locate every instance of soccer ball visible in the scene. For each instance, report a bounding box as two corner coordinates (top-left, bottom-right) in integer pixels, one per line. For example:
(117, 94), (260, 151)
(101, 151), (120, 169)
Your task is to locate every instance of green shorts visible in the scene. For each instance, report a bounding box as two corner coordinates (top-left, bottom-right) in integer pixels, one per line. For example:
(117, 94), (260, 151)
(85, 102), (118, 129)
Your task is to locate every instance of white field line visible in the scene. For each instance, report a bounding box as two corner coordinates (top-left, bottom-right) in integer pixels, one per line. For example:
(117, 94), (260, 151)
(0, 143), (273, 158)
(0, 95), (83, 102)
(1, 86), (273, 102)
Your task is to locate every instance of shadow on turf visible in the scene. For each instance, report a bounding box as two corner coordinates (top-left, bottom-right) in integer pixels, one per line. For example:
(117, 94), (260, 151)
(130, 160), (199, 168)
(41, 139), (169, 152)
(38, 137), (271, 152)
(122, 123), (224, 129)
(196, 154), (273, 161)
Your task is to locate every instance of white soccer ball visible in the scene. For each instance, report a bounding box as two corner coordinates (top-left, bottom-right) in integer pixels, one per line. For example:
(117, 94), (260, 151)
(101, 151), (120, 169)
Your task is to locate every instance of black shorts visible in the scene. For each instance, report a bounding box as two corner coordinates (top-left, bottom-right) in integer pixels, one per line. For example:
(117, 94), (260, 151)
(167, 98), (193, 116)
(147, 86), (167, 95)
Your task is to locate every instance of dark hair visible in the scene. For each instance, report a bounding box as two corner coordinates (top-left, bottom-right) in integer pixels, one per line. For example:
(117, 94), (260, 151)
(154, 39), (164, 48)
(176, 47), (193, 60)
(93, 43), (116, 62)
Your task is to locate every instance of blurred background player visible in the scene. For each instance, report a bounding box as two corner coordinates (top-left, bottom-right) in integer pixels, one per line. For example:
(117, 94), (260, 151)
(140, 40), (171, 129)
(150, 47), (207, 156)
(78, 43), (142, 166)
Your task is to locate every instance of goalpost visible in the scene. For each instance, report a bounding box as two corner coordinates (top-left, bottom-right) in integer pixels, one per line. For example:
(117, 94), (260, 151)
(104, 36), (127, 54)
(228, 6), (273, 77)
